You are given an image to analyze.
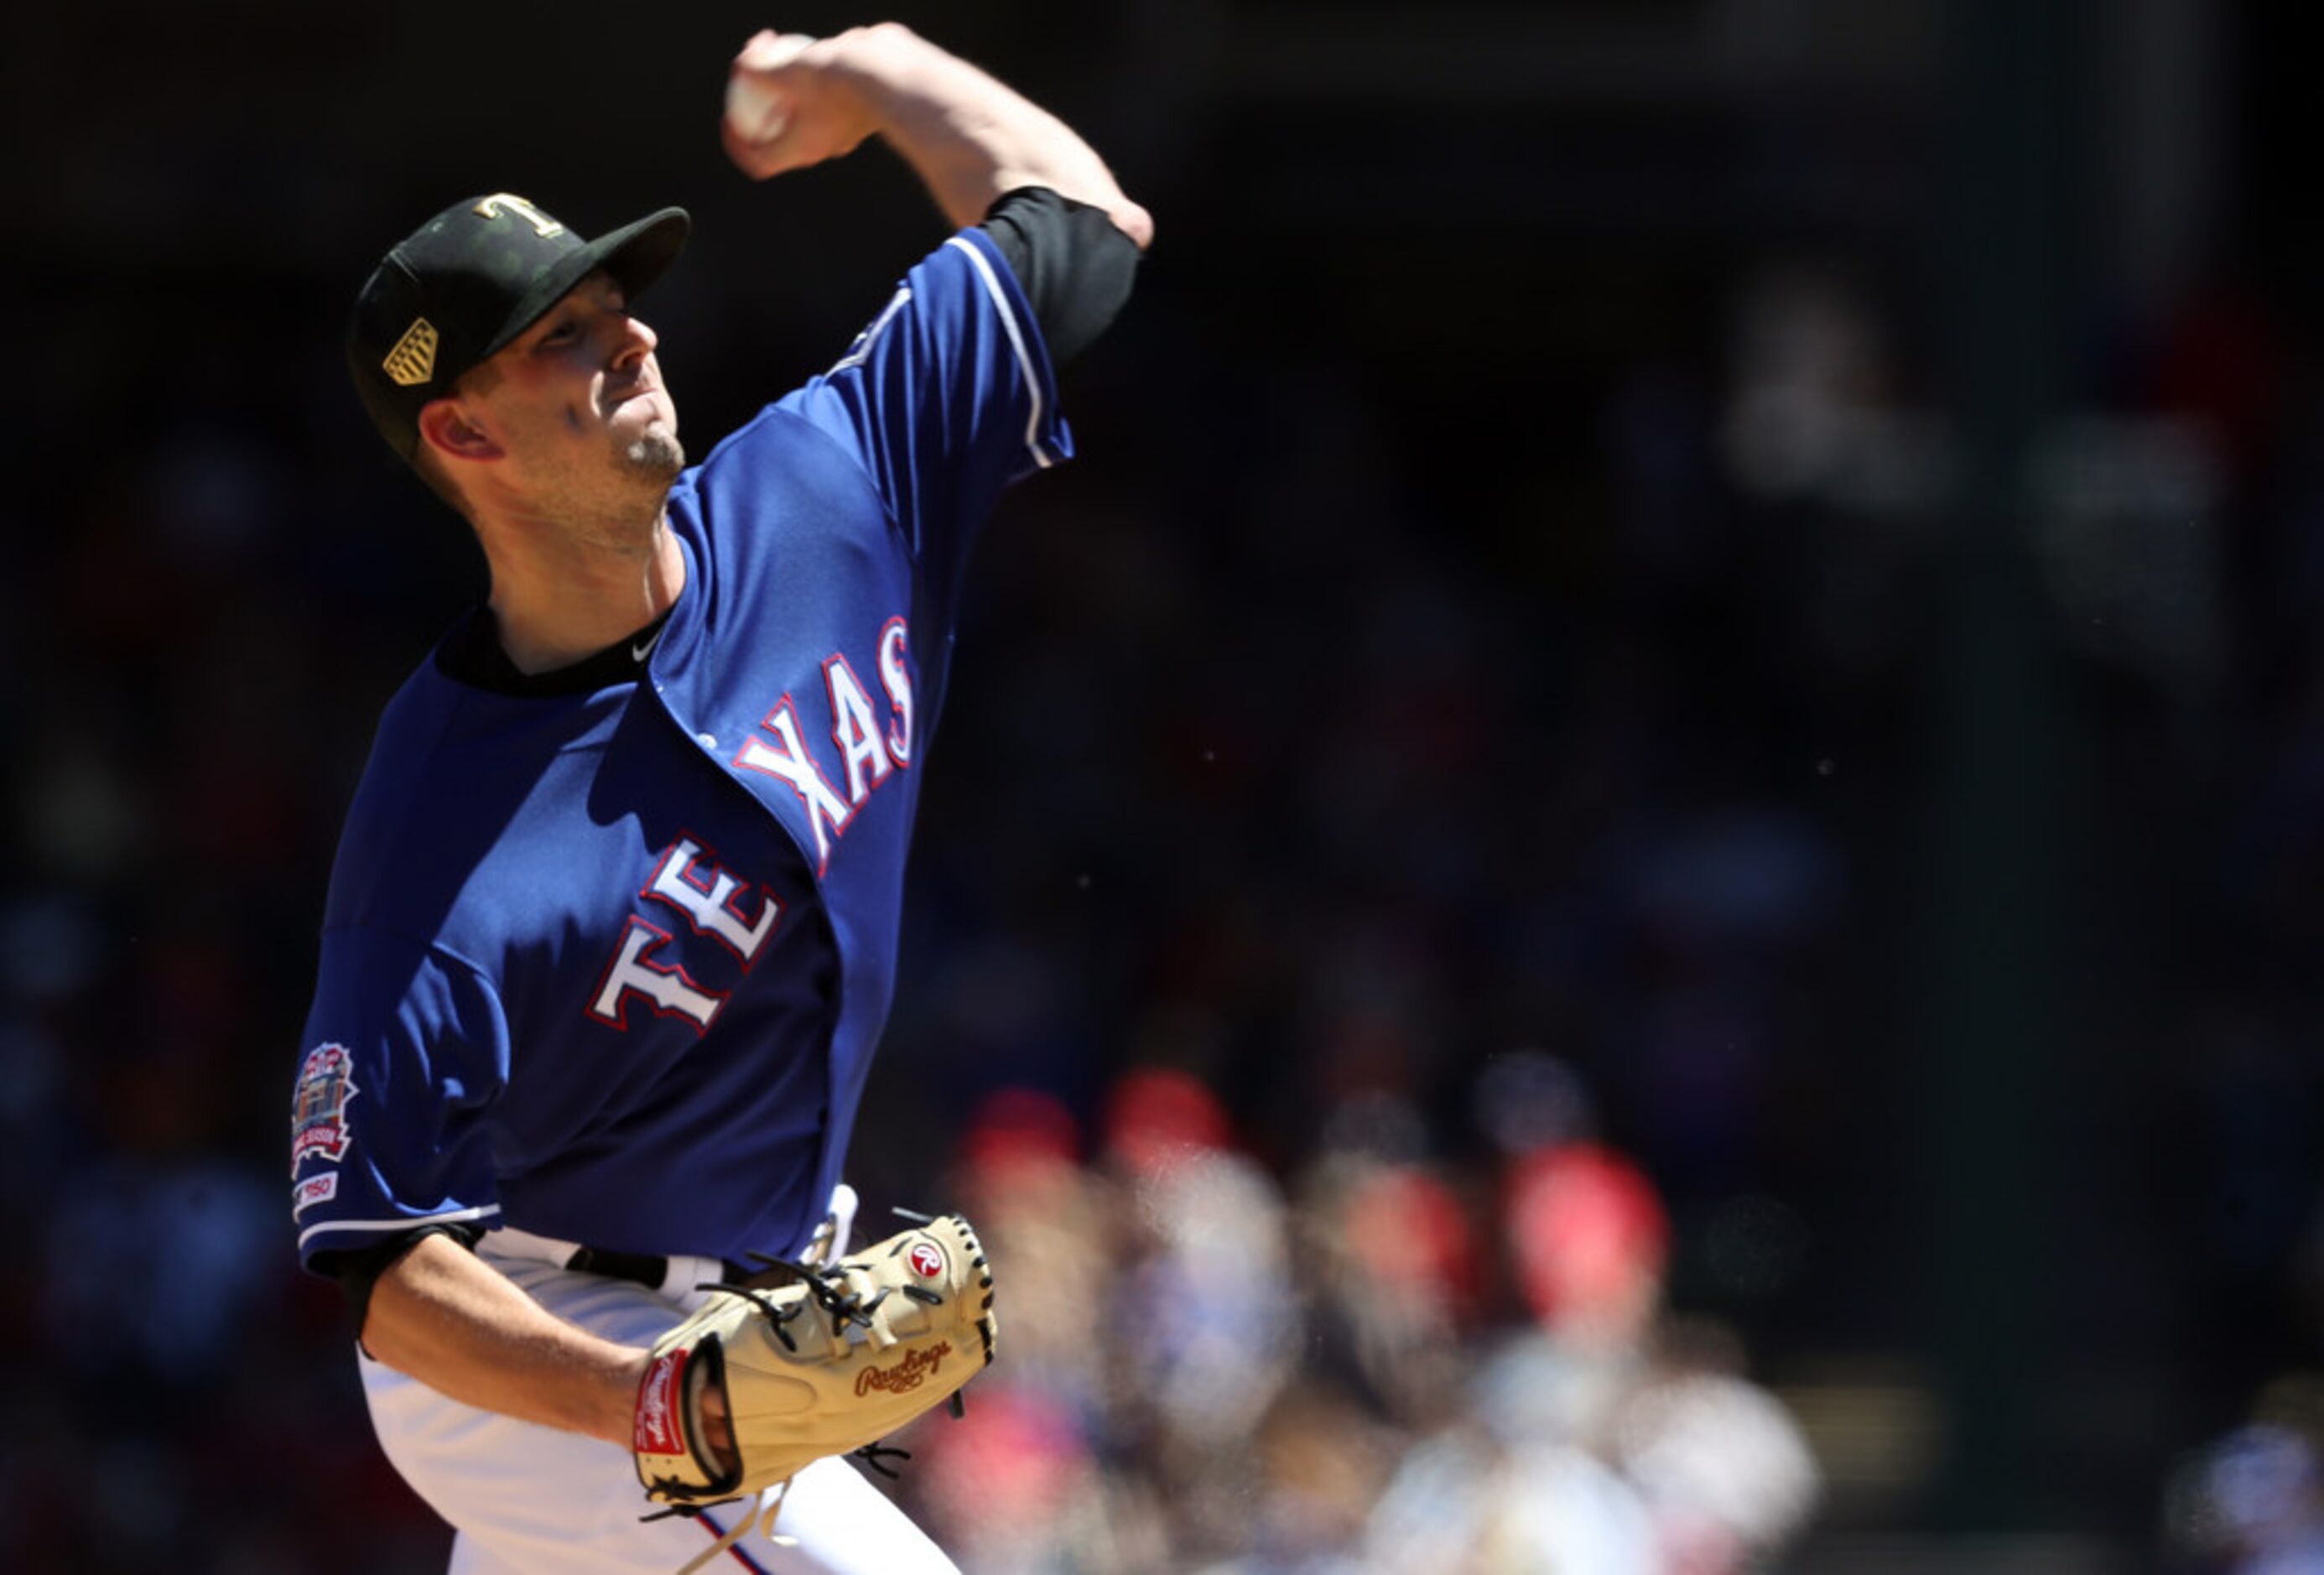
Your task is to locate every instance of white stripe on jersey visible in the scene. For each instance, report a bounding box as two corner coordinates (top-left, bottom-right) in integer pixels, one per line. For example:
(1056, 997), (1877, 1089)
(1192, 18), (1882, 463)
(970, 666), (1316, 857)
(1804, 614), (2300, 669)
(830, 285), (912, 373)
(298, 1203), (503, 1254)
(945, 234), (1054, 470)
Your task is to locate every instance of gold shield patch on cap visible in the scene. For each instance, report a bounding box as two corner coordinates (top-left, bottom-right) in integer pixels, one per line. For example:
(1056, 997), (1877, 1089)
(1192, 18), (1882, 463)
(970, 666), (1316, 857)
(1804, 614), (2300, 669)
(382, 317), (439, 387)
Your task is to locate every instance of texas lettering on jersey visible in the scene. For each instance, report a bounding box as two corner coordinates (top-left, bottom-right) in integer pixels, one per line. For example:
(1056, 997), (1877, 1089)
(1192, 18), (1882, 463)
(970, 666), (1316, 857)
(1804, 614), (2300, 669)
(592, 621), (915, 1033)
(733, 618), (915, 877)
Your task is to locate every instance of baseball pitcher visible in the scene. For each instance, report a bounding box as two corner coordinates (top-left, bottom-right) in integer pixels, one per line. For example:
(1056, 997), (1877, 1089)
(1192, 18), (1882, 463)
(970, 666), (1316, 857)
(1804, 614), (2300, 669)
(288, 23), (1149, 1572)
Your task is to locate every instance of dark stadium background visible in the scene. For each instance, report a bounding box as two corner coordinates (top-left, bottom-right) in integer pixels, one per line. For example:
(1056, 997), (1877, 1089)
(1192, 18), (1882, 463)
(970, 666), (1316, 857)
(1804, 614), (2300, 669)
(7, 2), (2322, 1569)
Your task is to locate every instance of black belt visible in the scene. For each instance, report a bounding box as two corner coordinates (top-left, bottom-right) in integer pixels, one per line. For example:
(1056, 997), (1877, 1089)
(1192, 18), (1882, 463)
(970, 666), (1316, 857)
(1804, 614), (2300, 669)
(562, 1244), (682, 1288)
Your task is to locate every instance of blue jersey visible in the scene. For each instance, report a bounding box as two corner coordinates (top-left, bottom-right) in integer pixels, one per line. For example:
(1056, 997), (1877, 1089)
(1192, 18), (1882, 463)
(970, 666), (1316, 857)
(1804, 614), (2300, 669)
(291, 229), (1066, 1270)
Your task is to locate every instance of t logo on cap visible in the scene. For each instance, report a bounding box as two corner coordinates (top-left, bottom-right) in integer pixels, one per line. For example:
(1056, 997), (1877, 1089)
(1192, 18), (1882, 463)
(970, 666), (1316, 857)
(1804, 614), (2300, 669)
(473, 194), (565, 238)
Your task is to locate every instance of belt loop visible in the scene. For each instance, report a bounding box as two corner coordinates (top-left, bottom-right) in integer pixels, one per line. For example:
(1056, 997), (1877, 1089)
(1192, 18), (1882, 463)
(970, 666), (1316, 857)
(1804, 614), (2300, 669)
(667, 1254), (726, 1313)
(825, 1183), (859, 1261)
(801, 1183), (860, 1268)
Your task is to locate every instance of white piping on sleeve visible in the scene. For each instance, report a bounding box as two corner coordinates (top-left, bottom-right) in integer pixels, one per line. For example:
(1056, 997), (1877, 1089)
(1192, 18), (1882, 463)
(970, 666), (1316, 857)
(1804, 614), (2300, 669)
(830, 285), (912, 373)
(944, 234), (1053, 470)
(299, 1203), (502, 1254)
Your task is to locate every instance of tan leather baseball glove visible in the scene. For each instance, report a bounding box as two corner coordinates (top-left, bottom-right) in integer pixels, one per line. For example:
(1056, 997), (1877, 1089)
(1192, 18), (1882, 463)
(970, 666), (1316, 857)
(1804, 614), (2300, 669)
(632, 1212), (995, 1531)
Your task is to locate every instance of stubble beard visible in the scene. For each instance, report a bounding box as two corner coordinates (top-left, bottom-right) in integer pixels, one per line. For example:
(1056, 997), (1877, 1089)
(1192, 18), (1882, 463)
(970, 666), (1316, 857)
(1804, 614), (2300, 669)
(545, 425), (685, 553)
(618, 426), (686, 488)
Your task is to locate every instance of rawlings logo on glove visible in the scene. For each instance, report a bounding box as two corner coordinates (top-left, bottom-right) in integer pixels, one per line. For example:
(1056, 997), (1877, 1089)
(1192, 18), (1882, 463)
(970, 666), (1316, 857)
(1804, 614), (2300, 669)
(855, 1341), (954, 1396)
(631, 1212), (996, 1526)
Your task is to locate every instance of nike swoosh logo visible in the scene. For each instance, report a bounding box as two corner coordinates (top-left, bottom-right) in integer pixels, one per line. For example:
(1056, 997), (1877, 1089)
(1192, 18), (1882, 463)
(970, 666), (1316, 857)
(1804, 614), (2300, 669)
(632, 630), (663, 663)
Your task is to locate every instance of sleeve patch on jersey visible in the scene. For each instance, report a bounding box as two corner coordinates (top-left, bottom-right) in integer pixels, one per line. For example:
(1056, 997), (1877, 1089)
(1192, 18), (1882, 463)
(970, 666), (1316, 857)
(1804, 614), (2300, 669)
(292, 1172), (340, 1214)
(290, 1042), (360, 1178)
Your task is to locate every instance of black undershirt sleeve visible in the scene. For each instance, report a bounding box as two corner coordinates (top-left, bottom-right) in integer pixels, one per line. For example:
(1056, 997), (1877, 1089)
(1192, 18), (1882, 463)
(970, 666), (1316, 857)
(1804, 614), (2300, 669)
(317, 1219), (490, 1347)
(977, 186), (1141, 367)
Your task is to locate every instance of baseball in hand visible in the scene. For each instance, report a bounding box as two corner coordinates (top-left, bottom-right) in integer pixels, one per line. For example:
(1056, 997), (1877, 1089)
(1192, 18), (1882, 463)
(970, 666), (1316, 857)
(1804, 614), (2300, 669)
(725, 31), (817, 148)
(724, 71), (791, 146)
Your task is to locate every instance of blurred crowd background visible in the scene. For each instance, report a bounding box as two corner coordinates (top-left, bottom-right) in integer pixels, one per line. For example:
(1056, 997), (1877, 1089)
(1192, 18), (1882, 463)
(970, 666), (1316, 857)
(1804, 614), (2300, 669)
(7, 0), (2324, 1569)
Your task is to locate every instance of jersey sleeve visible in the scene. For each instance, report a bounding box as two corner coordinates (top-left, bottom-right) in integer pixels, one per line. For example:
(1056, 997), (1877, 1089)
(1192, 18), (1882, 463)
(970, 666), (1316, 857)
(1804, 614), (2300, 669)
(775, 226), (1070, 588)
(290, 930), (510, 1271)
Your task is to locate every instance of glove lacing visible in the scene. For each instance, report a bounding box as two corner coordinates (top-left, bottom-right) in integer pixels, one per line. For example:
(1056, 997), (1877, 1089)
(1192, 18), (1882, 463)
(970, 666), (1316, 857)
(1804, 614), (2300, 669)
(696, 1251), (897, 1353)
(671, 1479), (796, 1575)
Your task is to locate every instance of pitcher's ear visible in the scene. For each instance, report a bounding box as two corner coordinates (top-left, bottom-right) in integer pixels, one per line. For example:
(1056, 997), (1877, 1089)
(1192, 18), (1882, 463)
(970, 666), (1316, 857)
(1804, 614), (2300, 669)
(418, 398), (503, 463)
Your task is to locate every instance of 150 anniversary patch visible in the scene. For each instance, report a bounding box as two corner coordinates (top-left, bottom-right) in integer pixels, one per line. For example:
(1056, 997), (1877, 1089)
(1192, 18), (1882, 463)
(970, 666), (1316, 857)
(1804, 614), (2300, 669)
(291, 1042), (359, 1177)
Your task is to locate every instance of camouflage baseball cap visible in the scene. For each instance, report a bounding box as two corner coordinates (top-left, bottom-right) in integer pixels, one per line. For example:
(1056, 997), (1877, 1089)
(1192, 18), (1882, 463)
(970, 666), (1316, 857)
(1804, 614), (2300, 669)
(347, 192), (690, 460)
